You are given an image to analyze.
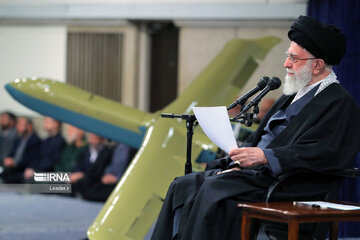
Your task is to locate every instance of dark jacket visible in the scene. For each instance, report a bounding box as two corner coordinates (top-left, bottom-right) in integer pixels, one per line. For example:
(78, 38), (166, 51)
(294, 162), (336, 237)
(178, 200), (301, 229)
(74, 145), (114, 181)
(152, 83), (360, 240)
(9, 133), (42, 168)
(30, 132), (66, 171)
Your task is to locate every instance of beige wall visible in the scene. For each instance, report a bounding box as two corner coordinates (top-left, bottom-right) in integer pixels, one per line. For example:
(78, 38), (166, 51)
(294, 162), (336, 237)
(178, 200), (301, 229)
(0, 26), (67, 116)
(178, 24), (292, 102)
(1, 21), (296, 116)
(0, 24), (139, 115)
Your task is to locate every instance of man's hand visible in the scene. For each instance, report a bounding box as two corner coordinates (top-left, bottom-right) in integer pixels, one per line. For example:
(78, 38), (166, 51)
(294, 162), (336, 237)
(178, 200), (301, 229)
(101, 174), (118, 184)
(70, 172), (84, 183)
(4, 157), (15, 167)
(228, 147), (268, 168)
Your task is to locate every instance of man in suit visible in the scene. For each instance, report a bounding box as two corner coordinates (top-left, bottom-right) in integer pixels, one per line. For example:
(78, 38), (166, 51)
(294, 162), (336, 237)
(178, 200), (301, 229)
(24, 116), (65, 181)
(86, 143), (134, 201)
(0, 111), (17, 165)
(1, 117), (41, 183)
(70, 133), (114, 201)
(151, 15), (360, 240)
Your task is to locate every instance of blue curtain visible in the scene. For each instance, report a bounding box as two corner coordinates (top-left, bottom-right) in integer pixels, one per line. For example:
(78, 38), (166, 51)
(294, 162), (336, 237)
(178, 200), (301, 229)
(308, 0), (360, 237)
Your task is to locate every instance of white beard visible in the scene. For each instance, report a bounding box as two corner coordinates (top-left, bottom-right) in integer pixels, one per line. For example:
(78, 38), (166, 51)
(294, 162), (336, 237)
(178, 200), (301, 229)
(283, 61), (313, 95)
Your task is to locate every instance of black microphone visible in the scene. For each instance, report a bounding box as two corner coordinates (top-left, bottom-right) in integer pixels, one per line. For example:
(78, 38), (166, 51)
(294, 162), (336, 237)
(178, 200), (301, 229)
(227, 76), (269, 110)
(240, 77), (281, 113)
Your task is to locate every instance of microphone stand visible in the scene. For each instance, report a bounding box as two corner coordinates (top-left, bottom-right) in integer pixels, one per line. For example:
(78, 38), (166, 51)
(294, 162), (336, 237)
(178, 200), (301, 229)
(230, 104), (259, 127)
(163, 102), (261, 174)
(161, 113), (197, 174)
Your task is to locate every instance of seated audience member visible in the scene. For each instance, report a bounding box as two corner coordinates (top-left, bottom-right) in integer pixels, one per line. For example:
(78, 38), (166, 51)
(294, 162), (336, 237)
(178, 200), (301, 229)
(151, 16), (360, 240)
(70, 133), (114, 201)
(24, 117), (65, 181)
(84, 143), (134, 202)
(1, 117), (41, 183)
(55, 124), (87, 172)
(103, 143), (134, 180)
(0, 111), (17, 165)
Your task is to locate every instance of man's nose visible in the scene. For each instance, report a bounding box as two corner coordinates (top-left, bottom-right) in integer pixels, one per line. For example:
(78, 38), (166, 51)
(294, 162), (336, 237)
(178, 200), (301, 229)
(284, 56), (292, 68)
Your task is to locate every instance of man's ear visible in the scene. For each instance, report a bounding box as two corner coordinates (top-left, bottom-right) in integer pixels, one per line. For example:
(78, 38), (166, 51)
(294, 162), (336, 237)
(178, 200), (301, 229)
(313, 59), (326, 75)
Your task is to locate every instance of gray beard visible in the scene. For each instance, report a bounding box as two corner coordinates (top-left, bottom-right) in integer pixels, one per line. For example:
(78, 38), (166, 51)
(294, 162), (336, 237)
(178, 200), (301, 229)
(283, 61), (313, 95)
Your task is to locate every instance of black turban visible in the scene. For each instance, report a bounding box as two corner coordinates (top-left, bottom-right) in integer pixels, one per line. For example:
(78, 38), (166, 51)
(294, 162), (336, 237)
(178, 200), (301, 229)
(288, 15), (346, 65)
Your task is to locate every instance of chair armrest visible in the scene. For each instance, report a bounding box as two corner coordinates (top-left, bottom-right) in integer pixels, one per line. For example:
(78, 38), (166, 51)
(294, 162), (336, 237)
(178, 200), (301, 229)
(265, 171), (297, 202)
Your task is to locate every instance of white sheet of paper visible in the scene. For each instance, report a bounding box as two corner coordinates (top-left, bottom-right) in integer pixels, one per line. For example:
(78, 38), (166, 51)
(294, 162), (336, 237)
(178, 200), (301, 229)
(296, 201), (360, 210)
(193, 106), (238, 153)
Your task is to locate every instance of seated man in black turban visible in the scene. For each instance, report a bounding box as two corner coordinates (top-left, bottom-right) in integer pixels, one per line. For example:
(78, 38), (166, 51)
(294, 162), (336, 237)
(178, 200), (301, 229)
(151, 15), (360, 240)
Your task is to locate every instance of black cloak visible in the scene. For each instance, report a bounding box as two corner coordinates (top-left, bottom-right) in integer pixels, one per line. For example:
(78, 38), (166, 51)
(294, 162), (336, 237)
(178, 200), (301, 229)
(151, 83), (360, 240)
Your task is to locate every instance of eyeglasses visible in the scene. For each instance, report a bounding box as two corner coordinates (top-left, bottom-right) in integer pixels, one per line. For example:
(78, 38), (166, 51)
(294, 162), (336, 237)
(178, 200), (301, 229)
(285, 52), (316, 63)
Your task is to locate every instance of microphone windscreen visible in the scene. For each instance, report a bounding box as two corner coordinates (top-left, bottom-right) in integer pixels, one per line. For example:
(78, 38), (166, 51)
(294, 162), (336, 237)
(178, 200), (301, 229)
(257, 76), (269, 89)
(268, 77), (282, 90)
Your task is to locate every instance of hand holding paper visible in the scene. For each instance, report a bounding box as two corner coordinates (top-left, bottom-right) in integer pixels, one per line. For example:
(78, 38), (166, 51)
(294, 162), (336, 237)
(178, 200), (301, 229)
(193, 106), (238, 153)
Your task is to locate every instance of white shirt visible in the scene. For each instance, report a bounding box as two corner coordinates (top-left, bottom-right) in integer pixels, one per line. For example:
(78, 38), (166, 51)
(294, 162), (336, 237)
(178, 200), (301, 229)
(89, 146), (99, 163)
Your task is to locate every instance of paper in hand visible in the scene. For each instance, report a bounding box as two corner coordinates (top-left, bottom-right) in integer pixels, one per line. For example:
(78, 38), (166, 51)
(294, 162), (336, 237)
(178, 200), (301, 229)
(193, 106), (238, 153)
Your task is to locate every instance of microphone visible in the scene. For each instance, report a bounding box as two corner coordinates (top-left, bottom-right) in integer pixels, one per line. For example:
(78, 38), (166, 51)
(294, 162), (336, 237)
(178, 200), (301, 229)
(240, 77), (281, 113)
(227, 76), (269, 110)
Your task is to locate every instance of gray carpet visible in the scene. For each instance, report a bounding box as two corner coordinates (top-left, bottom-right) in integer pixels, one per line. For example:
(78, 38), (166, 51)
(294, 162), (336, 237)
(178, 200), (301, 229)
(0, 192), (265, 240)
(0, 193), (306, 240)
(0, 193), (103, 240)
(0, 193), (357, 240)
